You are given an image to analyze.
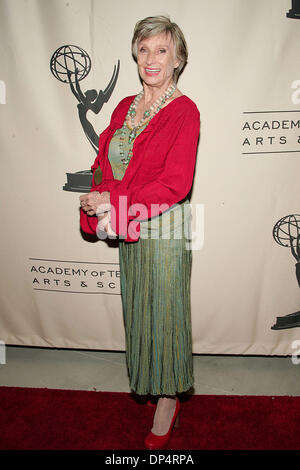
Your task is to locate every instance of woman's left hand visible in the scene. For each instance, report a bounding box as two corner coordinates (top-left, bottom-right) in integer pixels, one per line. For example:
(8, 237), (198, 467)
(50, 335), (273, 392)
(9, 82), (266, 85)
(79, 191), (110, 216)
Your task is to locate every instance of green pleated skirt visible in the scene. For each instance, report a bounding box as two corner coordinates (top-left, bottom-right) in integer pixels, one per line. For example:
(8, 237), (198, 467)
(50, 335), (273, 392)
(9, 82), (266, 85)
(118, 201), (194, 396)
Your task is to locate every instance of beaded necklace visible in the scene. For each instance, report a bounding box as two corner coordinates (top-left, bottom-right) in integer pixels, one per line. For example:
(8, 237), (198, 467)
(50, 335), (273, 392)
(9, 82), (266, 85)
(119, 83), (176, 165)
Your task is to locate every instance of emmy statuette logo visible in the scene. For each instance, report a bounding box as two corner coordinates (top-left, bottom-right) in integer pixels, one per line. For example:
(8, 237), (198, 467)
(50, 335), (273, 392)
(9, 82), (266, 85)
(287, 0), (300, 18)
(271, 214), (300, 329)
(50, 45), (120, 192)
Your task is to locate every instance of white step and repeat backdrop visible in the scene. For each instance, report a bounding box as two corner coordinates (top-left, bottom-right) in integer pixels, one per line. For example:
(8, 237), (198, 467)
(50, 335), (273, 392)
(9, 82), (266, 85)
(1, 0), (300, 354)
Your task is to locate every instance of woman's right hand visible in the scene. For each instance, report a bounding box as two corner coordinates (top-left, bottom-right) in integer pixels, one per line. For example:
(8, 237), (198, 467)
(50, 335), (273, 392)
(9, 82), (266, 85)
(80, 191), (110, 216)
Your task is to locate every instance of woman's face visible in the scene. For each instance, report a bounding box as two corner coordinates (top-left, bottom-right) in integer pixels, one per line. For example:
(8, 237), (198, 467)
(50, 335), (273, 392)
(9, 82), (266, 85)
(137, 33), (179, 90)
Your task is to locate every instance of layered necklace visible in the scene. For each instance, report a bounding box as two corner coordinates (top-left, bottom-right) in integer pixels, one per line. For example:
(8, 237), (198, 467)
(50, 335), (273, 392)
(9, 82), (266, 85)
(119, 82), (176, 165)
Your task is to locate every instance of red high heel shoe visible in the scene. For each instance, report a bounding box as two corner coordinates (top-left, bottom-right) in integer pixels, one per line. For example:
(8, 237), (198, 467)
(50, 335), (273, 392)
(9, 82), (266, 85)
(144, 398), (180, 450)
(147, 398), (158, 408)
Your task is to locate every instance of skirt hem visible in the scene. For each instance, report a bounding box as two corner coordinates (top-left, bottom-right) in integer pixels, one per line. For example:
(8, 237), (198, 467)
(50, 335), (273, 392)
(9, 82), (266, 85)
(129, 382), (194, 397)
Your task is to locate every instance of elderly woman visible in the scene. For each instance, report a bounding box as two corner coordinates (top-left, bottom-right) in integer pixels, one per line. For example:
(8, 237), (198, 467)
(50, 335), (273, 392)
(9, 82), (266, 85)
(79, 15), (200, 450)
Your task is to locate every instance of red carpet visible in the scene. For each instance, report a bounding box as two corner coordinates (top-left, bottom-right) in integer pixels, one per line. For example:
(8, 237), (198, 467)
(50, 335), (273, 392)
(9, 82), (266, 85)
(0, 386), (300, 450)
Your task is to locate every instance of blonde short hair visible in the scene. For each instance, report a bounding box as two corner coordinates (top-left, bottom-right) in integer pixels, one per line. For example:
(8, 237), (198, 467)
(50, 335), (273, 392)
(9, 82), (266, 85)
(131, 16), (188, 83)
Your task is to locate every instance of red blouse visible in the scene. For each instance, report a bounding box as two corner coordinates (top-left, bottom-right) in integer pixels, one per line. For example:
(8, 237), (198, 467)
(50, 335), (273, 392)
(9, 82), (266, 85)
(80, 94), (200, 242)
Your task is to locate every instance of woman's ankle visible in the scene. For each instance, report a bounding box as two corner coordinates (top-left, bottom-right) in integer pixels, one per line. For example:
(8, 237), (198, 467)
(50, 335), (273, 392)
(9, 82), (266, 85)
(151, 396), (177, 435)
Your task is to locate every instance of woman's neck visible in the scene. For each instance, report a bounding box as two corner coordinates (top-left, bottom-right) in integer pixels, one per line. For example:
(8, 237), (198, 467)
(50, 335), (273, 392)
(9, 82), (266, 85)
(129, 80), (182, 126)
(142, 80), (174, 107)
